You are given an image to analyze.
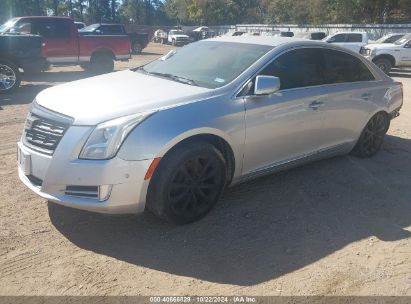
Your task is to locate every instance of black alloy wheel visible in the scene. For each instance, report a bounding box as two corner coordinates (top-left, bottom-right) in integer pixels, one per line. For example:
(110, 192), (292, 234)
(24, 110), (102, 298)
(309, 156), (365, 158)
(147, 142), (227, 224)
(352, 112), (389, 158)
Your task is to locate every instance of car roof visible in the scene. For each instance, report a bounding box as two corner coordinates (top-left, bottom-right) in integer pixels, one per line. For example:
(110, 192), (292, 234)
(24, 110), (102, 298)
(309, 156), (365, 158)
(207, 35), (318, 47)
(18, 16), (72, 20)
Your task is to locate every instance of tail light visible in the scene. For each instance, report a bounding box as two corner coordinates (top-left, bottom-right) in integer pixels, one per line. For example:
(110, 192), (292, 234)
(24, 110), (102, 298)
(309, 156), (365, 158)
(394, 81), (403, 101)
(41, 42), (46, 58)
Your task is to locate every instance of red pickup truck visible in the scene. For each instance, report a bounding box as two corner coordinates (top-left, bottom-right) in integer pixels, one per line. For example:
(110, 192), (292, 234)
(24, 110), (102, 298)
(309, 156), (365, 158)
(0, 16), (131, 73)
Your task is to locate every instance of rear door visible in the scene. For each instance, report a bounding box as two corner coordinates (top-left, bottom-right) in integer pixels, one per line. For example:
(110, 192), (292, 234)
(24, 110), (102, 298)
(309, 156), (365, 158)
(344, 33), (365, 53)
(318, 49), (378, 146)
(32, 18), (78, 63)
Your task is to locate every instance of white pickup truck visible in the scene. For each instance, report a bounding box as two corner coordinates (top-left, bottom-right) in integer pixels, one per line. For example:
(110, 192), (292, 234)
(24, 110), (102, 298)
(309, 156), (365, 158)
(361, 33), (411, 74)
(167, 29), (189, 46)
(323, 32), (369, 53)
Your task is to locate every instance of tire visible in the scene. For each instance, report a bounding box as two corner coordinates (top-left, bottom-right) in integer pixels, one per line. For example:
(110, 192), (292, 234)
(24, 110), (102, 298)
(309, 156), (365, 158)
(90, 52), (114, 74)
(147, 141), (227, 225)
(351, 112), (389, 158)
(132, 42), (142, 54)
(373, 58), (392, 74)
(0, 60), (21, 94)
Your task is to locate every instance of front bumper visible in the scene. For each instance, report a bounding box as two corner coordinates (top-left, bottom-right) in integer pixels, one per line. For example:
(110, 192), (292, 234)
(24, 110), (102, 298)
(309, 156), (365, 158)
(17, 138), (153, 214)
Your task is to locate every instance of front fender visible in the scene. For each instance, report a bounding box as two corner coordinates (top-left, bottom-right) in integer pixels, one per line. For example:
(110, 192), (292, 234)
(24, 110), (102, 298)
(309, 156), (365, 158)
(117, 97), (246, 178)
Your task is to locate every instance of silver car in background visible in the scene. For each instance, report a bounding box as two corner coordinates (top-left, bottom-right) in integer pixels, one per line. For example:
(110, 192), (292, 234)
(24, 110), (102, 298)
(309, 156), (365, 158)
(18, 36), (403, 224)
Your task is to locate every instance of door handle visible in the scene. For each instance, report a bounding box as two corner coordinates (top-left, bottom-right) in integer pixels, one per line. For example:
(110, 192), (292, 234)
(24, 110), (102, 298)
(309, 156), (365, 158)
(361, 93), (372, 100)
(309, 100), (324, 110)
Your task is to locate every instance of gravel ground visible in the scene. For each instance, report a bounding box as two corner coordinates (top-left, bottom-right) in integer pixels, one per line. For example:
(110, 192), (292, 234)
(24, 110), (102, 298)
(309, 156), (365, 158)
(0, 43), (410, 296)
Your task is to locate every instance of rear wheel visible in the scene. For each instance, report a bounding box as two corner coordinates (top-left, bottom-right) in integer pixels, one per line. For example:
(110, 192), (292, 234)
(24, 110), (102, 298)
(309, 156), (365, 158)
(90, 52), (114, 74)
(374, 58), (392, 74)
(147, 142), (227, 225)
(351, 112), (389, 158)
(132, 42), (142, 54)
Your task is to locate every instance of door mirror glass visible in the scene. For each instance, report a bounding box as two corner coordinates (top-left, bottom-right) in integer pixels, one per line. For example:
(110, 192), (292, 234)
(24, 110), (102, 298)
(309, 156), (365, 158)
(254, 75), (280, 95)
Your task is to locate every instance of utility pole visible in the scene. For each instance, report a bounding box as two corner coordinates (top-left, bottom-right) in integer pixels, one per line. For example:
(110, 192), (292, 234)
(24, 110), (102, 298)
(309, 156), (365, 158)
(53, 0), (58, 16)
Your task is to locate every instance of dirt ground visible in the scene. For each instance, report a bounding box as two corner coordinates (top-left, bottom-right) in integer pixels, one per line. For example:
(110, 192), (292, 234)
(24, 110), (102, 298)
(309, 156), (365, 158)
(0, 43), (410, 296)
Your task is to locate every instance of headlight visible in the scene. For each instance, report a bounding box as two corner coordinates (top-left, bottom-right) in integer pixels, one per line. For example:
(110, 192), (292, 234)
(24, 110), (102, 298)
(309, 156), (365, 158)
(80, 112), (154, 160)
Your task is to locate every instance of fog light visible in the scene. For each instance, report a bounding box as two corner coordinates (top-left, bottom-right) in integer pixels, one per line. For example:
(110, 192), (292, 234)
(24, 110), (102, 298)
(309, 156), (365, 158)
(98, 185), (113, 201)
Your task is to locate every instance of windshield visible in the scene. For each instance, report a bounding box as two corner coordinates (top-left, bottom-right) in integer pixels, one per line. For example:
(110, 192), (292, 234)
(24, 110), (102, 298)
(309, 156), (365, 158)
(79, 24), (99, 32)
(395, 37), (409, 45)
(376, 34), (391, 43)
(0, 18), (18, 33)
(170, 30), (184, 35)
(140, 41), (272, 89)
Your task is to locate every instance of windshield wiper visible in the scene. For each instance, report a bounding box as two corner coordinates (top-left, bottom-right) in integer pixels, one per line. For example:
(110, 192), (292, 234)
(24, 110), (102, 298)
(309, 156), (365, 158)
(146, 71), (199, 86)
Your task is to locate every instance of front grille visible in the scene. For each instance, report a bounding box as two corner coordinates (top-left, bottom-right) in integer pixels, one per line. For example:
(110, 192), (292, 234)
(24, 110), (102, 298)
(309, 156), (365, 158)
(23, 113), (70, 155)
(65, 185), (99, 199)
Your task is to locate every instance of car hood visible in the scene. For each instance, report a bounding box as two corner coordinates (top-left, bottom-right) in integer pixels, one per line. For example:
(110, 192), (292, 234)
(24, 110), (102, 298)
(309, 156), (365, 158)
(35, 70), (211, 125)
(365, 43), (399, 49)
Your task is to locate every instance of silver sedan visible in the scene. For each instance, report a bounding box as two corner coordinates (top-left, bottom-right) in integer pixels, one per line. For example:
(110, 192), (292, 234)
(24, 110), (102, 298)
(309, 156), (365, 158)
(18, 36), (403, 224)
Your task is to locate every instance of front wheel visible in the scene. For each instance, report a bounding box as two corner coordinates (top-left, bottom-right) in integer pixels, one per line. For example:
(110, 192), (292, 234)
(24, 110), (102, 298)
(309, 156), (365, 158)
(351, 112), (389, 158)
(147, 142), (227, 225)
(0, 60), (21, 93)
(374, 58), (392, 74)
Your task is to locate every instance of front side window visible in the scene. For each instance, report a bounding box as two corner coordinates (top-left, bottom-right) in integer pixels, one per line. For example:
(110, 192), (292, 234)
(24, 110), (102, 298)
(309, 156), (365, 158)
(32, 19), (71, 38)
(322, 49), (375, 83)
(100, 25), (123, 34)
(258, 48), (325, 90)
(141, 41), (272, 89)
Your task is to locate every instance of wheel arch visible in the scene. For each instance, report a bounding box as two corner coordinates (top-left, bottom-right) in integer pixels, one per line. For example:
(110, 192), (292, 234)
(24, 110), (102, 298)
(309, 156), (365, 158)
(372, 54), (396, 67)
(90, 48), (115, 61)
(155, 131), (237, 185)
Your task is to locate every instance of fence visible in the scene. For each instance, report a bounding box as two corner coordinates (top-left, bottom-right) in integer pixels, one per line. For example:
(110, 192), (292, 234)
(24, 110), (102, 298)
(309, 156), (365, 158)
(124, 23), (411, 41)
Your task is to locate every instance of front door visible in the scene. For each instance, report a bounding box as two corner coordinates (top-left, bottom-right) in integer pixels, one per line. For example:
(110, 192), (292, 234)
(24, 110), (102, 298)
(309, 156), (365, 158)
(31, 18), (78, 63)
(242, 48), (329, 175)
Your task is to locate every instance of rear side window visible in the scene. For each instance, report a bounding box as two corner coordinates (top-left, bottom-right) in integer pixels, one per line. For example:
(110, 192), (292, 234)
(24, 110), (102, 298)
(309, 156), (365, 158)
(259, 48), (324, 90)
(329, 34), (346, 43)
(322, 49), (375, 83)
(100, 25), (123, 34)
(346, 34), (363, 42)
(31, 19), (71, 38)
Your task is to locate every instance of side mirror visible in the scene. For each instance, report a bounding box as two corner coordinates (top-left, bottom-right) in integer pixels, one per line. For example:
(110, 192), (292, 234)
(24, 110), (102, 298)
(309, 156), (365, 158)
(404, 41), (411, 48)
(95, 29), (102, 35)
(254, 75), (280, 95)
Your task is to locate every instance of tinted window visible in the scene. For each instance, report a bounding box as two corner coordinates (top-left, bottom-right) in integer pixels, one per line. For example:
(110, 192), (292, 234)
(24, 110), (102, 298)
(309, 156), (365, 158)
(329, 34), (346, 43)
(31, 19), (71, 38)
(259, 48), (324, 90)
(322, 49), (374, 83)
(346, 34), (362, 42)
(99, 25), (123, 34)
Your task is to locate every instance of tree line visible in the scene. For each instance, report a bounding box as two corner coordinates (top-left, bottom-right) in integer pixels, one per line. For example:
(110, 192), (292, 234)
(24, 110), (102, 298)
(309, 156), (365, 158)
(1, 0), (410, 25)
